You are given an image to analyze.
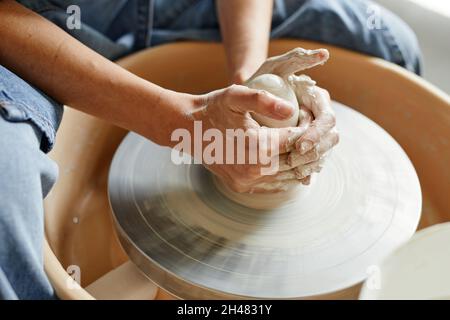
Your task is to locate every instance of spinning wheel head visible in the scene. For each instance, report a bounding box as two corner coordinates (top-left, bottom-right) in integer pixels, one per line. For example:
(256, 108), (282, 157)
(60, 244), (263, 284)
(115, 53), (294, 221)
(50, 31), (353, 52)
(108, 102), (421, 299)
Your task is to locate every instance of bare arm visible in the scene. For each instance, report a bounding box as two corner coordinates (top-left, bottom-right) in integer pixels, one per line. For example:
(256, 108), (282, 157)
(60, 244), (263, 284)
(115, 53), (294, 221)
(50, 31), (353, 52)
(217, 0), (273, 84)
(0, 0), (197, 147)
(0, 0), (301, 193)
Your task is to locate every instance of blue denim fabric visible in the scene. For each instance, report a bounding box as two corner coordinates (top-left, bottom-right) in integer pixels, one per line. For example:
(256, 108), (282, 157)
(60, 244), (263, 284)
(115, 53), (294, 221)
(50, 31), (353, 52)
(0, 67), (63, 153)
(0, 116), (58, 299)
(270, 0), (422, 74)
(151, 0), (422, 74)
(0, 0), (422, 299)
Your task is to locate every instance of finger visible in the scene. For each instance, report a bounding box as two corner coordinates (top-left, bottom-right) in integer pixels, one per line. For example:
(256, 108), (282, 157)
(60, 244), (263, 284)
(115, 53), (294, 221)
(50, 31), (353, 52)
(300, 176), (311, 186)
(277, 153), (292, 171)
(289, 74), (316, 103)
(224, 85), (295, 121)
(250, 179), (303, 193)
(289, 147), (320, 168)
(267, 125), (309, 156)
(266, 158), (323, 181)
(272, 150), (318, 172)
(264, 106), (313, 171)
(275, 105), (314, 154)
(258, 162), (318, 183)
(288, 129), (339, 167)
(274, 169), (297, 181)
(252, 126), (308, 168)
(294, 159), (325, 179)
(251, 48), (330, 79)
(295, 87), (336, 154)
(298, 105), (313, 130)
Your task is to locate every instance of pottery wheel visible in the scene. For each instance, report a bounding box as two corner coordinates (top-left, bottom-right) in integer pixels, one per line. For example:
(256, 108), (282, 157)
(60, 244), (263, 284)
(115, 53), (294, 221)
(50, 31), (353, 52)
(108, 101), (422, 299)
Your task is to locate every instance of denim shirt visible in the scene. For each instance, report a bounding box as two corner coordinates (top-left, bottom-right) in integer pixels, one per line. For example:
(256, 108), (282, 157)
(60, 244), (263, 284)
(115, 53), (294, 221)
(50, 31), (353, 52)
(16, 0), (156, 58)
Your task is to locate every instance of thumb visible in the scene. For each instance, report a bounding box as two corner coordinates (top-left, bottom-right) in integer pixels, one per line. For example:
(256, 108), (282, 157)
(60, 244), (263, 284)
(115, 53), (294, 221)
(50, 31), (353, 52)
(224, 85), (294, 120)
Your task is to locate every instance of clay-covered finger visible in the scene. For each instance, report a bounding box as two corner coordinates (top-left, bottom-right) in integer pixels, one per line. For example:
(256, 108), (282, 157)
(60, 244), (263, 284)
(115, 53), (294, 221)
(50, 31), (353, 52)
(258, 162), (318, 183)
(250, 168), (315, 191)
(257, 125), (309, 160)
(266, 106), (313, 172)
(277, 153), (292, 171)
(274, 169), (297, 181)
(250, 179), (303, 193)
(256, 154), (296, 178)
(295, 87), (336, 154)
(288, 147), (321, 168)
(262, 105), (313, 158)
(260, 125), (315, 173)
(294, 159), (325, 179)
(300, 176), (311, 185)
(251, 48), (330, 80)
(288, 129), (339, 167)
(298, 105), (313, 130)
(288, 80), (334, 154)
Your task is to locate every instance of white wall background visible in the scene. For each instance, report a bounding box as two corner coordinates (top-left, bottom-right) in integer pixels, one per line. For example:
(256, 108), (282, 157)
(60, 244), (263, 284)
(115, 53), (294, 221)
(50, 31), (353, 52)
(376, 0), (450, 94)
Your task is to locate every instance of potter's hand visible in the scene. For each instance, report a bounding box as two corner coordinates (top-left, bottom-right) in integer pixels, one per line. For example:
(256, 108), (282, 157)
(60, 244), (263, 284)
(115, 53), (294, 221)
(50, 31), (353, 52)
(289, 78), (339, 158)
(251, 47), (337, 158)
(247, 105), (314, 192)
(279, 81), (339, 186)
(247, 48), (338, 188)
(192, 84), (309, 193)
(250, 103), (335, 192)
(250, 48), (329, 81)
(247, 88), (338, 192)
(264, 50), (337, 163)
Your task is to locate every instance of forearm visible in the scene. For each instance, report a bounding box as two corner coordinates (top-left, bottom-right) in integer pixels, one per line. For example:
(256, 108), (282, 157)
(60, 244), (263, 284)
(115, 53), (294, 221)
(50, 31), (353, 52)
(0, 0), (198, 147)
(217, 0), (273, 84)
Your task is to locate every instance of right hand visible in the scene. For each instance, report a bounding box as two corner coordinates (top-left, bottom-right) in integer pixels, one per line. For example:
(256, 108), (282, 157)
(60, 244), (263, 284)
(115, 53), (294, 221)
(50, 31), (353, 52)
(250, 48), (339, 187)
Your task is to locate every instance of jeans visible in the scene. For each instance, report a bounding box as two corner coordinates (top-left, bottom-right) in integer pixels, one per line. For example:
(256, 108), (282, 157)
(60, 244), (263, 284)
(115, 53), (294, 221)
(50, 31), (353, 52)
(0, 0), (422, 299)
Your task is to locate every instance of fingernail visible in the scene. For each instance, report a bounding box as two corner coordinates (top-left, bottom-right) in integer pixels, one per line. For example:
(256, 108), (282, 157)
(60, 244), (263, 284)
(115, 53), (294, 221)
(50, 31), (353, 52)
(300, 141), (313, 155)
(274, 101), (293, 118)
(302, 177), (311, 185)
(318, 49), (329, 60)
(287, 152), (297, 166)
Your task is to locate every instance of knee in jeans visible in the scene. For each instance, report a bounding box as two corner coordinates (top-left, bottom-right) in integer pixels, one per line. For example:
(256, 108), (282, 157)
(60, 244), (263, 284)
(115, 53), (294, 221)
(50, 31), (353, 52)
(0, 119), (58, 198)
(382, 14), (422, 74)
(354, 0), (422, 74)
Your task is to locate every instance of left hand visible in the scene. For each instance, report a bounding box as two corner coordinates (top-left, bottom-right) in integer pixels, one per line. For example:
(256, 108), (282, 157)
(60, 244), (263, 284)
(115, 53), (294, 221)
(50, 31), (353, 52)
(236, 48), (339, 188)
